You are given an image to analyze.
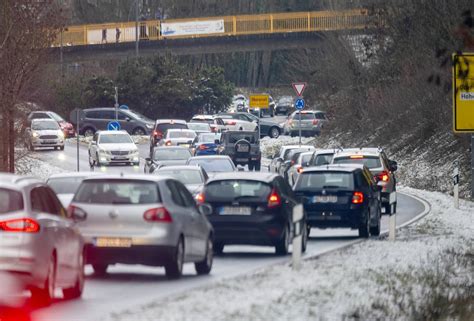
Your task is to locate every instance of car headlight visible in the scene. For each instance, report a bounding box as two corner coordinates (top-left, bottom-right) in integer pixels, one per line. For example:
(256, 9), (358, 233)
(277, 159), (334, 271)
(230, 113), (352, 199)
(129, 150), (139, 155)
(58, 131), (65, 139)
(32, 132), (39, 138)
(99, 149), (110, 155)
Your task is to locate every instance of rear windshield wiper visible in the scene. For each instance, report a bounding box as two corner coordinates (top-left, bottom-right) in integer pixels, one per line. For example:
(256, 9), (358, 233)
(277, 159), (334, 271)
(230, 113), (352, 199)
(322, 185), (342, 189)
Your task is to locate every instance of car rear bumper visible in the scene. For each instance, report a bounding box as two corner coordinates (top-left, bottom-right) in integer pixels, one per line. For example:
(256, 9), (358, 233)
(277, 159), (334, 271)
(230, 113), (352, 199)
(306, 209), (364, 229)
(85, 244), (175, 266)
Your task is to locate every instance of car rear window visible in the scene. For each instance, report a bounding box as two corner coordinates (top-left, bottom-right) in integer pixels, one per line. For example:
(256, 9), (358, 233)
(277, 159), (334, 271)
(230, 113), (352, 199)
(332, 156), (381, 169)
(156, 123), (187, 132)
(295, 172), (354, 190)
(168, 131), (196, 139)
(155, 169), (203, 185)
(0, 188), (24, 214)
(190, 118), (213, 124)
(48, 177), (87, 194)
(74, 180), (161, 205)
(284, 148), (312, 161)
(311, 153), (334, 166)
(205, 180), (271, 202)
(154, 149), (191, 161)
(187, 158), (234, 172)
(228, 134), (257, 144)
(292, 113), (315, 120)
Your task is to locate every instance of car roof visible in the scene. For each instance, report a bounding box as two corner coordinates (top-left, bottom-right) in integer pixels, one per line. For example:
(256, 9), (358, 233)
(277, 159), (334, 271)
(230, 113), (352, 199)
(97, 130), (130, 135)
(207, 172), (278, 184)
(31, 118), (57, 122)
(191, 115), (214, 119)
(188, 155), (231, 161)
(314, 149), (339, 155)
(282, 145), (314, 149)
(155, 146), (191, 150)
(334, 148), (381, 158)
(47, 172), (103, 180)
(155, 119), (187, 124)
(303, 164), (362, 173)
(0, 173), (42, 190)
(82, 174), (168, 183)
(155, 165), (202, 171)
(30, 111), (54, 114)
(167, 129), (195, 132)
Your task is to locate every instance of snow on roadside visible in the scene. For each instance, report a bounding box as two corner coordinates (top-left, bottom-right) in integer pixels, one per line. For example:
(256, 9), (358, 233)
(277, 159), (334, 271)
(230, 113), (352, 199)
(108, 187), (473, 321)
(15, 155), (67, 181)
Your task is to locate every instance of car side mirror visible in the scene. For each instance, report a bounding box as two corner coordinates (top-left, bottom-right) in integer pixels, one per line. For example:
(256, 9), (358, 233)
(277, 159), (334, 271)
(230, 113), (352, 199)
(197, 203), (213, 216)
(145, 157), (152, 163)
(125, 117), (131, 122)
(214, 139), (220, 144)
(72, 210), (87, 222)
(90, 141), (96, 145)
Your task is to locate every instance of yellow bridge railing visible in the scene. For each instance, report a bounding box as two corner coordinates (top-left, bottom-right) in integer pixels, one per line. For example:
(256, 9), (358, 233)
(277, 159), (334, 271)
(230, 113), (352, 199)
(56, 9), (379, 47)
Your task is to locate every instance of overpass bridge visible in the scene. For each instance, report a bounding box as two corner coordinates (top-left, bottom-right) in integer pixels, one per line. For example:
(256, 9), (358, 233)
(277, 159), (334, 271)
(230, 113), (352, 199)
(55, 9), (382, 62)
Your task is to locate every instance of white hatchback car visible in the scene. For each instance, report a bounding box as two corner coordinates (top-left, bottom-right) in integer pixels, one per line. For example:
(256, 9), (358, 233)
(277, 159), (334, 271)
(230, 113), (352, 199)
(25, 119), (65, 151)
(88, 131), (140, 167)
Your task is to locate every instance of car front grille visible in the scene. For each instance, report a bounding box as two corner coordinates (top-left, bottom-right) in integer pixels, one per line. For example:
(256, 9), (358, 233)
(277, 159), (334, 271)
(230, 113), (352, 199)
(111, 151), (129, 156)
(40, 135), (58, 139)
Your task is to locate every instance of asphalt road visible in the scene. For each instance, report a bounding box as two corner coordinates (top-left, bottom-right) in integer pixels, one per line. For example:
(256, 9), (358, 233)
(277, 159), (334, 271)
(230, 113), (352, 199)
(27, 136), (427, 321)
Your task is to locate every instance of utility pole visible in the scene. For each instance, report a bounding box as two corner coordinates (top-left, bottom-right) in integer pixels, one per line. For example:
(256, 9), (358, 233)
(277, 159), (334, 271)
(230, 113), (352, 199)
(135, 0), (139, 57)
(60, 28), (64, 77)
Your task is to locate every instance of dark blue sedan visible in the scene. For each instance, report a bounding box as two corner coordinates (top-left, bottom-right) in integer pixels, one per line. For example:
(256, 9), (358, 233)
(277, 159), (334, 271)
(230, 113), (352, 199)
(193, 133), (221, 156)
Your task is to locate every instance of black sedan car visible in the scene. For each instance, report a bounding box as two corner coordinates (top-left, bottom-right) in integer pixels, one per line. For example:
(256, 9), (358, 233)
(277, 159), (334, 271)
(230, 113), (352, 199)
(144, 146), (192, 174)
(198, 172), (308, 255)
(293, 164), (382, 238)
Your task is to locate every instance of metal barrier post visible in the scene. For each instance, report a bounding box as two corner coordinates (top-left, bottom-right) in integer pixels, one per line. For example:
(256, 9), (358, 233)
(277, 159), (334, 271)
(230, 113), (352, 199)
(292, 204), (303, 271)
(453, 160), (460, 209)
(388, 213), (396, 241)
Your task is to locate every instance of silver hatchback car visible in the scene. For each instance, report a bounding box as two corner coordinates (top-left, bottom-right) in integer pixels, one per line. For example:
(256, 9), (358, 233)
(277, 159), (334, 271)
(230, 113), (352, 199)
(69, 175), (214, 279)
(0, 174), (86, 305)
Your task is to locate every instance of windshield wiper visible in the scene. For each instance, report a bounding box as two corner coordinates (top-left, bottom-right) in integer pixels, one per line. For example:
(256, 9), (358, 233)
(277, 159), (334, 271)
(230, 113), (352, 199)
(322, 185), (341, 189)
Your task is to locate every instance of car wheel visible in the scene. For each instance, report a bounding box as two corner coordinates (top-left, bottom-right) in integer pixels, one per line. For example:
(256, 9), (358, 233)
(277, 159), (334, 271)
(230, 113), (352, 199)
(254, 161), (261, 171)
(165, 236), (184, 279)
(31, 254), (56, 306)
(132, 127), (146, 136)
(213, 242), (224, 255)
(358, 211), (370, 238)
(63, 250), (85, 300)
(195, 237), (213, 275)
(59, 146), (65, 151)
(269, 127), (280, 139)
(92, 264), (108, 276)
(275, 224), (290, 255)
(370, 208), (382, 237)
(83, 127), (95, 137)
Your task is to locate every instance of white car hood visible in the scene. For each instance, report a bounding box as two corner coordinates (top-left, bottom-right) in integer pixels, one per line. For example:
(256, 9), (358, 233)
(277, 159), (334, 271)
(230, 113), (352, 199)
(97, 143), (137, 151)
(34, 129), (62, 136)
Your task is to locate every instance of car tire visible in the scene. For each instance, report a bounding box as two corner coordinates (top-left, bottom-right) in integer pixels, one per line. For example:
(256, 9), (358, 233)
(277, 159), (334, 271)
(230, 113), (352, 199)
(358, 211), (370, 238)
(213, 242), (224, 255)
(384, 203), (392, 215)
(254, 161), (261, 171)
(83, 127), (95, 137)
(132, 127), (146, 136)
(275, 224), (290, 255)
(248, 162), (254, 171)
(59, 146), (65, 151)
(31, 254), (56, 306)
(63, 250), (85, 300)
(92, 264), (108, 276)
(369, 206), (381, 237)
(195, 237), (213, 275)
(165, 237), (184, 279)
(269, 127), (280, 139)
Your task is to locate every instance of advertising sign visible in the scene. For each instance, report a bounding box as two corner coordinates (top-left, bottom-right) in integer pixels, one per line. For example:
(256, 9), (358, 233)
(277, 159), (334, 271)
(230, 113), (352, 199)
(161, 19), (225, 37)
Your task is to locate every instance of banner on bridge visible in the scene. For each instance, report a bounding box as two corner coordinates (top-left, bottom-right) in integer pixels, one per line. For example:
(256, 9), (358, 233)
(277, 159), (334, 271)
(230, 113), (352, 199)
(161, 19), (225, 37)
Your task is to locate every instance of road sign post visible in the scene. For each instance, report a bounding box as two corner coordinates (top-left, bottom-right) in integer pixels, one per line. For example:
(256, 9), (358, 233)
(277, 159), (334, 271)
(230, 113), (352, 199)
(292, 204), (304, 271)
(453, 53), (474, 200)
(294, 97), (305, 147)
(76, 109), (80, 172)
(114, 86), (119, 121)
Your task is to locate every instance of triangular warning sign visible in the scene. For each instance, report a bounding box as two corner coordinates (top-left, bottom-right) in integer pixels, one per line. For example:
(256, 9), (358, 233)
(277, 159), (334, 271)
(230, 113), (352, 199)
(292, 82), (307, 97)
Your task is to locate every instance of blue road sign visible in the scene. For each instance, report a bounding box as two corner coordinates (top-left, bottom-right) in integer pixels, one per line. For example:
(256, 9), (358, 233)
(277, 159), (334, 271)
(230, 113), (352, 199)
(295, 98), (305, 111)
(119, 105), (129, 110)
(107, 121), (121, 131)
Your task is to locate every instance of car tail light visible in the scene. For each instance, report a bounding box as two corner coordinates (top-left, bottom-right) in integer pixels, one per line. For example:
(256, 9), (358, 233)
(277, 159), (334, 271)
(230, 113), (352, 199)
(165, 140), (172, 146)
(377, 171), (390, 182)
(199, 144), (208, 150)
(153, 130), (162, 138)
(312, 119), (319, 125)
(267, 189), (281, 208)
(350, 155), (364, 159)
(0, 218), (40, 233)
(297, 166), (304, 174)
(352, 192), (364, 204)
(67, 205), (87, 218)
(195, 193), (205, 204)
(143, 207), (172, 223)
(225, 120), (236, 126)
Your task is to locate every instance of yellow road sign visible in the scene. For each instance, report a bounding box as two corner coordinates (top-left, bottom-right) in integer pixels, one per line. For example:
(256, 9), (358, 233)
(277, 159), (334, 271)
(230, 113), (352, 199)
(249, 94), (269, 109)
(453, 53), (474, 133)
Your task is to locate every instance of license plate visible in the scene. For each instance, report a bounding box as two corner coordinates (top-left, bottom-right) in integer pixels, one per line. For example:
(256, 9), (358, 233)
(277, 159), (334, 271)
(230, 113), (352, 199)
(313, 195), (338, 203)
(179, 144), (190, 148)
(95, 238), (132, 248)
(237, 145), (249, 152)
(113, 156), (127, 160)
(219, 206), (252, 215)
(236, 158), (248, 162)
(43, 140), (56, 144)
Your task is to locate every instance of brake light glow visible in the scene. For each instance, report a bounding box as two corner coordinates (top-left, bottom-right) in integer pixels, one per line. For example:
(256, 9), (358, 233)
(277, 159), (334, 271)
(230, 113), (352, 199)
(67, 205), (87, 218)
(352, 192), (364, 204)
(165, 140), (172, 146)
(297, 166), (304, 174)
(267, 189), (281, 208)
(199, 145), (208, 150)
(378, 171), (390, 182)
(195, 193), (205, 204)
(225, 120), (237, 126)
(0, 218), (40, 233)
(143, 207), (172, 223)
(312, 119), (319, 125)
(153, 130), (162, 138)
(350, 155), (364, 159)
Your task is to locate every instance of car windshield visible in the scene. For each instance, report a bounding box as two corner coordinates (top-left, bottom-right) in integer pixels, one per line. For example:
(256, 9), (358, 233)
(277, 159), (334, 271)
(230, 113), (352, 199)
(155, 169), (203, 185)
(168, 131), (196, 139)
(198, 133), (221, 143)
(187, 158), (234, 172)
(332, 156), (382, 169)
(153, 149), (191, 160)
(205, 180), (271, 202)
(0, 188), (24, 214)
(49, 113), (65, 122)
(312, 154), (334, 166)
(295, 172), (354, 190)
(190, 118), (213, 124)
(292, 113), (315, 120)
(125, 110), (152, 122)
(187, 123), (210, 131)
(301, 154), (313, 164)
(283, 148), (312, 161)
(279, 97), (293, 104)
(32, 121), (59, 130)
(228, 134), (257, 144)
(74, 180), (161, 204)
(48, 177), (87, 194)
(156, 123), (187, 132)
(99, 134), (133, 144)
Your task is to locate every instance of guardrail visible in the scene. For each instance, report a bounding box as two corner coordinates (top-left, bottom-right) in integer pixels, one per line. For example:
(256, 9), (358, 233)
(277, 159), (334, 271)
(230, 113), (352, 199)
(56, 9), (380, 47)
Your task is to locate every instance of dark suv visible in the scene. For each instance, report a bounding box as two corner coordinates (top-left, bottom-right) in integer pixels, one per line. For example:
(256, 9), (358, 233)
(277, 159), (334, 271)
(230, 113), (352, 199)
(149, 119), (188, 153)
(78, 108), (154, 136)
(293, 164), (382, 238)
(218, 131), (261, 171)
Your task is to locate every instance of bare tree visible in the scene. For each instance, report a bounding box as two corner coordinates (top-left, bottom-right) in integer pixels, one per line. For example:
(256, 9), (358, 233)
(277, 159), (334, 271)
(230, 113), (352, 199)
(0, 0), (65, 172)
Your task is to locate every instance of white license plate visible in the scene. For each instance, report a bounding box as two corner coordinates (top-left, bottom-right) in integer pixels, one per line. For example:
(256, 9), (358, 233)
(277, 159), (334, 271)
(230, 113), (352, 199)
(236, 158), (248, 162)
(219, 206), (252, 215)
(44, 140), (56, 143)
(95, 238), (132, 248)
(313, 195), (338, 203)
(237, 145), (250, 152)
(179, 144), (190, 148)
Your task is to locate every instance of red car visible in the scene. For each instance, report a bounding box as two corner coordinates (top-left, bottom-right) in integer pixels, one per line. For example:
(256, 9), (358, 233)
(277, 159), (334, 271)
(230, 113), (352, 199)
(28, 111), (76, 137)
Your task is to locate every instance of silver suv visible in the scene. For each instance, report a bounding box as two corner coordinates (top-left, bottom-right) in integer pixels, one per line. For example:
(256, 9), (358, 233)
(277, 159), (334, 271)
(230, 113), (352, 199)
(284, 110), (327, 137)
(0, 174), (86, 304)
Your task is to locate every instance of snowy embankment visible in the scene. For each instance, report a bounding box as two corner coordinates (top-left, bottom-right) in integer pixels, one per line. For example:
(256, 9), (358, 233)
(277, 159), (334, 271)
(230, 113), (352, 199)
(15, 155), (67, 181)
(108, 188), (473, 321)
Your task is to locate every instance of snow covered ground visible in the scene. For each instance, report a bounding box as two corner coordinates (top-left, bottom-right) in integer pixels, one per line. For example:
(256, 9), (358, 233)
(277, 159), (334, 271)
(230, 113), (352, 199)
(108, 187), (473, 321)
